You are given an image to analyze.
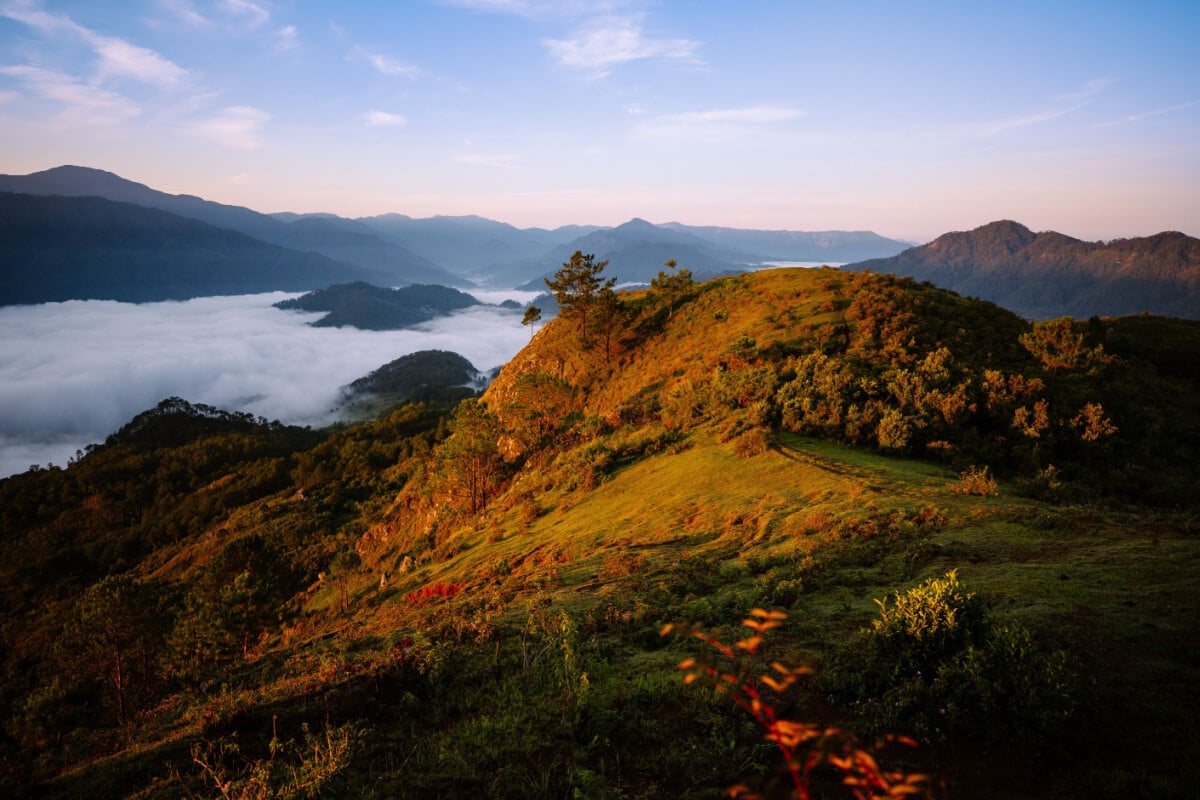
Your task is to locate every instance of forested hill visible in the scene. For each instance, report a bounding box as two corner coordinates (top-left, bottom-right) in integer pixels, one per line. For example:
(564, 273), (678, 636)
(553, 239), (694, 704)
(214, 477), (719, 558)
(844, 220), (1200, 319)
(273, 282), (482, 329)
(2, 268), (1199, 799)
(0, 192), (375, 305)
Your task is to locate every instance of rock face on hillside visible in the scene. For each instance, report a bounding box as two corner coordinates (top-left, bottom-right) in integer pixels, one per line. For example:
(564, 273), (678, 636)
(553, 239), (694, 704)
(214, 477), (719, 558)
(845, 221), (1200, 320)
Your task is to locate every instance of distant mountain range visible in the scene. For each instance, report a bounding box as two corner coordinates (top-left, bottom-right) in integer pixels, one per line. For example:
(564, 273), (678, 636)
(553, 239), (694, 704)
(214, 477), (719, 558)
(0, 166), (461, 288)
(354, 213), (601, 285)
(0, 192), (376, 305)
(6, 166), (1196, 320)
(845, 220), (1200, 319)
(0, 165), (912, 306)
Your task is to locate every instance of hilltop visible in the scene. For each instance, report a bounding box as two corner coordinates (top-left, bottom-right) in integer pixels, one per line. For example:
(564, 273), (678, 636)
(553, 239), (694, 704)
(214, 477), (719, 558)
(1, 268), (1198, 799)
(846, 220), (1200, 319)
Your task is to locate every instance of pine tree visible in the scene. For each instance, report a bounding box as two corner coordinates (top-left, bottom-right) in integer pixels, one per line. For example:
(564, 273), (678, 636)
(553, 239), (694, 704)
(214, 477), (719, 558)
(545, 251), (615, 344)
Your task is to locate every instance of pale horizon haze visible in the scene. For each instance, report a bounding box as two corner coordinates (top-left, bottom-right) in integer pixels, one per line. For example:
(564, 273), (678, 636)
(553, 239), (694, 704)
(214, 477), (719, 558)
(1, 0), (1198, 243)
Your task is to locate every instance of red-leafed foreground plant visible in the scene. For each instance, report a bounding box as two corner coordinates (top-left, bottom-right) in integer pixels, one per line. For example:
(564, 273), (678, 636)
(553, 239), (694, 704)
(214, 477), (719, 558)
(662, 610), (929, 800)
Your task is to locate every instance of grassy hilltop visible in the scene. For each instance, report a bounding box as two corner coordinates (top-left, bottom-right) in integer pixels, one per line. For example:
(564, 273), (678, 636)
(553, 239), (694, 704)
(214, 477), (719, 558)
(2, 267), (1198, 799)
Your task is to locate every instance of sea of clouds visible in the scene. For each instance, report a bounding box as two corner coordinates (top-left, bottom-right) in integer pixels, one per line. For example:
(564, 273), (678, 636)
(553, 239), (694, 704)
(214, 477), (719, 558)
(0, 290), (541, 478)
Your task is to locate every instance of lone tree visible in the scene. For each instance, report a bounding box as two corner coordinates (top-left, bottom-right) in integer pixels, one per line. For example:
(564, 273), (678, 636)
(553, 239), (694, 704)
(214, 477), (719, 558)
(437, 399), (505, 515)
(651, 258), (694, 320)
(521, 304), (541, 338)
(545, 251), (615, 343)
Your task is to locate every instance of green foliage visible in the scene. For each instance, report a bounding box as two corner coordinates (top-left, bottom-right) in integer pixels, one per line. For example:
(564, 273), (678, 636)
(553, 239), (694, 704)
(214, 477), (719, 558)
(167, 534), (294, 681)
(825, 571), (1076, 748)
(6, 267), (1200, 800)
(184, 721), (362, 799)
(544, 250), (616, 345)
(1019, 317), (1113, 373)
(55, 575), (168, 726)
(496, 371), (582, 456)
(650, 258), (695, 319)
(520, 304), (541, 329)
(435, 399), (507, 515)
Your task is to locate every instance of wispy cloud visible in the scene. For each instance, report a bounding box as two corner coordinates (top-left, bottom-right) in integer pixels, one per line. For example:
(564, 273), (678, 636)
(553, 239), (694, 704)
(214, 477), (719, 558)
(455, 152), (520, 169)
(0, 64), (140, 124)
(440, 1), (628, 19)
(220, 0), (269, 28)
(0, 89), (18, 104)
(635, 104), (803, 140)
(159, 0), (214, 30)
(975, 78), (1113, 137)
(193, 105), (269, 149)
(1095, 99), (1200, 128)
(351, 46), (422, 78)
(1, 0), (187, 87)
(274, 24), (299, 52)
(92, 35), (188, 87)
(543, 15), (700, 77)
(363, 110), (407, 128)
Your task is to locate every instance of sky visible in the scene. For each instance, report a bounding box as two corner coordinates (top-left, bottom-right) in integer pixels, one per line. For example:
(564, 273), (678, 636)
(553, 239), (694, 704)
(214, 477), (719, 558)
(0, 0), (1197, 242)
(0, 290), (539, 477)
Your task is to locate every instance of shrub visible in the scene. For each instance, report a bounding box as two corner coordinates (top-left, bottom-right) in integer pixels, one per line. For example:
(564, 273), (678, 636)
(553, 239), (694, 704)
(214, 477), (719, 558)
(731, 427), (769, 458)
(825, 571), (1075, 748)
(949, 465), (998, 496)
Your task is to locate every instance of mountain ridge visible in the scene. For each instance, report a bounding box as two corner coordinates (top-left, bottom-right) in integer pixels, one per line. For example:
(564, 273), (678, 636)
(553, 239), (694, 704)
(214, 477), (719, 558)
(846, 219), (1200, 319)
(0, 192), (378, 305)
(0, 165), (461, 287)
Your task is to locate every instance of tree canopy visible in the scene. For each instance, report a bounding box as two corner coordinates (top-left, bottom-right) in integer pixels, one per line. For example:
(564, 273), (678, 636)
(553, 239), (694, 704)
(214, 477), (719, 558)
(545, 251), (615, 342)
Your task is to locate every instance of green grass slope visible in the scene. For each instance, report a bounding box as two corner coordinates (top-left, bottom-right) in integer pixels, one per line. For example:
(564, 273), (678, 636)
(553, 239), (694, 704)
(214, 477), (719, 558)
(2, 268), (1198, 800)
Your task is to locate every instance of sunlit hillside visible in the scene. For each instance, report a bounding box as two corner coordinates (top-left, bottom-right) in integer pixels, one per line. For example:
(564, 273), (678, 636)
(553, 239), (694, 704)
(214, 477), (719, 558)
(2, 268), (1198, 800)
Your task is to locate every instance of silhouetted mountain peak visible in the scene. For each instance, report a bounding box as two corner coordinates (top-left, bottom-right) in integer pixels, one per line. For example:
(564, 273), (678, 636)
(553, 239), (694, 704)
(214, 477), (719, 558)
(613, 217), (658, 233)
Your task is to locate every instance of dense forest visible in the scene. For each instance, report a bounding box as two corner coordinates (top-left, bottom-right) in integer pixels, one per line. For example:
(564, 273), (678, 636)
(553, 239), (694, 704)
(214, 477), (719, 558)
(1, 263), (1198, 799)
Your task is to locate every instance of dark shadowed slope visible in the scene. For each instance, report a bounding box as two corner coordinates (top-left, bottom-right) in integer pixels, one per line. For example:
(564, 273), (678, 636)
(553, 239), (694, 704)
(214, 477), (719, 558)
(0, 193), (374, 305)
(0, 166), (460, 287)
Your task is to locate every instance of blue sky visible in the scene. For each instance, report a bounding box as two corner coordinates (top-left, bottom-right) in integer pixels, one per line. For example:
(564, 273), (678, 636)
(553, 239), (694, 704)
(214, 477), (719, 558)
(0, 0), (1197, 241)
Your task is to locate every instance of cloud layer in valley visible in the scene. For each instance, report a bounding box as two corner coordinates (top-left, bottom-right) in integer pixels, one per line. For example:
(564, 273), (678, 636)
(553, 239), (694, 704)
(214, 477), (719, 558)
(0, 292), (534, 478)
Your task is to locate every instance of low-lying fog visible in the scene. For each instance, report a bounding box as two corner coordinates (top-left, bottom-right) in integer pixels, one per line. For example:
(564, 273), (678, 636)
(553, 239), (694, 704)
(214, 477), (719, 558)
(0, 290), (541, 479)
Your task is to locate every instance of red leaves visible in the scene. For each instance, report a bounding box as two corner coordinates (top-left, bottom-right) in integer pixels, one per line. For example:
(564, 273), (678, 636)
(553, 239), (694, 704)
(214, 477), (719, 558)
(403, 581), (461, 604)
